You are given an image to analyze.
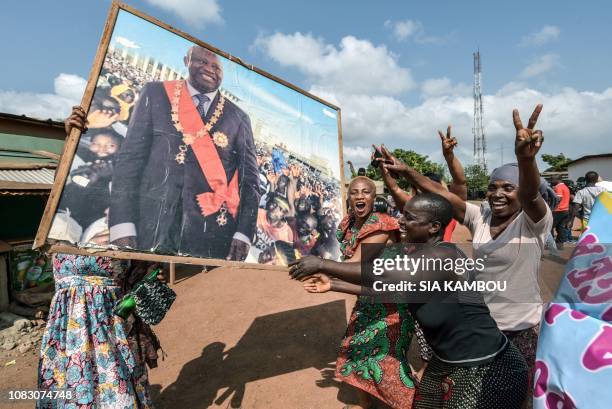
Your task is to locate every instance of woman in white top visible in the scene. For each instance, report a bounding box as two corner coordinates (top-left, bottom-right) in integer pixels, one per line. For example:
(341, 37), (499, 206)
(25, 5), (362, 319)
(376, 105), (552, 409)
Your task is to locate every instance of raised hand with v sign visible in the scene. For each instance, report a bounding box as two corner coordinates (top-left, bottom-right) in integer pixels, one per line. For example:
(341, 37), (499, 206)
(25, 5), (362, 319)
(513, 104), (544, 160)
(438, 125), (458, 157)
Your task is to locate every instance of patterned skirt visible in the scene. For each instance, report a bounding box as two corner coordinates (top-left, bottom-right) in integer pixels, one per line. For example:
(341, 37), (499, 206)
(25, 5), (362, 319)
(414, 341), (528, 409)
(335, 299), (416, 409)
(37, 274), (153, 408)
(502, 324), (540, 409)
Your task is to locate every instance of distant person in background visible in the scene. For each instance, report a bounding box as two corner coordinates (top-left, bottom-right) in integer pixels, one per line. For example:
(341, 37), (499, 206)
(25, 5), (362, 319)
(569, 171), (606, 231)
(595, 175), (612, 192)
(347, 160), (357, 178)
(357, 167), (367, 177)
(550, 175), (571, 246)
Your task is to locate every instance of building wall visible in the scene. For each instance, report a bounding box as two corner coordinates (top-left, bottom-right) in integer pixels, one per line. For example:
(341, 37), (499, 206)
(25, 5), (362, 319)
(568, 157), (612, 181)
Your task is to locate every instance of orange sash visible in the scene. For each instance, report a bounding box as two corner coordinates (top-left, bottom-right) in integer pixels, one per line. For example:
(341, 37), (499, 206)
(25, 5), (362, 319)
(163, 80), (240, 219)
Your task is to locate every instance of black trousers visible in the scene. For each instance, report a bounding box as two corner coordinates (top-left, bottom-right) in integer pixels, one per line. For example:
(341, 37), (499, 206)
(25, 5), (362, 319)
(552, 211), (570, 243)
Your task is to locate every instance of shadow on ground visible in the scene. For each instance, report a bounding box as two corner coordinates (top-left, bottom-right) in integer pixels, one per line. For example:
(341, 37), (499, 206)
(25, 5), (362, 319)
(152, 300), (357, 408)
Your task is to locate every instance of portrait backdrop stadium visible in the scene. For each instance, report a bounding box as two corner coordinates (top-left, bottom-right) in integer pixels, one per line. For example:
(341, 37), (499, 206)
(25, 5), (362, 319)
(34, 2), (345, 268)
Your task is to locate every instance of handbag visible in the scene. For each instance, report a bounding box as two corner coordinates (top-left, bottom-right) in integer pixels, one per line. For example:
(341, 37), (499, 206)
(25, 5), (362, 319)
(115, 268), (177, 325)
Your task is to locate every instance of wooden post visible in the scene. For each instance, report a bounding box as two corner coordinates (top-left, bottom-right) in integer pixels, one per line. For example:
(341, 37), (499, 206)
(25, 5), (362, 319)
(169, 262), (176, 285)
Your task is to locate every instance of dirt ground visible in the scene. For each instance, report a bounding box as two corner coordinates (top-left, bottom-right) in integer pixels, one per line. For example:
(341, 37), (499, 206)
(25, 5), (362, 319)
(0, 224), (574, 409)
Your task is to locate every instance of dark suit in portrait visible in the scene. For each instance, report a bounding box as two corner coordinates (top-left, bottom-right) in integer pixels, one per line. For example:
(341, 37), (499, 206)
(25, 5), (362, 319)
(109, 79), (260, 259)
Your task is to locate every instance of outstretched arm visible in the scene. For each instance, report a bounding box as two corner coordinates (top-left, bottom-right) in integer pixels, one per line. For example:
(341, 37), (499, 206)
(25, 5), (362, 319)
(513, 105), (548, 223)
(377, 146), (467, 223)
(290, 254), (364, 285)
(439, 126), (468, 201)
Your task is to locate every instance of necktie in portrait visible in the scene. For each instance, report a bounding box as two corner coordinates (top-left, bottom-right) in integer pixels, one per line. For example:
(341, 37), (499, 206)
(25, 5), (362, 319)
(195, 93), (210, 118)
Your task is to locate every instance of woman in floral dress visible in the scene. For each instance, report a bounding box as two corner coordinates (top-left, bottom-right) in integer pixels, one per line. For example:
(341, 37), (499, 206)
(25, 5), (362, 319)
(36, 254), (157, 409)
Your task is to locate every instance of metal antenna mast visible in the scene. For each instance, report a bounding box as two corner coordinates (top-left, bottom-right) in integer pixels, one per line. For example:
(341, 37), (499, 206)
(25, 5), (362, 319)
(473, 51), (487, 171)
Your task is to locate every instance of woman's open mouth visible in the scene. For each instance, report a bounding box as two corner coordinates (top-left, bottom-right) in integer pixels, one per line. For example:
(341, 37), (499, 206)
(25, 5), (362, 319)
(354, 201), (367, 212)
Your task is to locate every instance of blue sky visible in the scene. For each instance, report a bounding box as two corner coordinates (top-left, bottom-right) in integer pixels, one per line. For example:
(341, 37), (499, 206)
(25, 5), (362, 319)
(1, 0), (611, 172)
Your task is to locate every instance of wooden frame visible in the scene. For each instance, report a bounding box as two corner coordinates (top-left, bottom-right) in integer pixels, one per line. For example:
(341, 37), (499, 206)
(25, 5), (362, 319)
(33, 0), (346, 273)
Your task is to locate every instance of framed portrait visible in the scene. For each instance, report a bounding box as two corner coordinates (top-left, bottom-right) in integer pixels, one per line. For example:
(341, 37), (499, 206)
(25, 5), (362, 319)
(34, 1), (345, 268)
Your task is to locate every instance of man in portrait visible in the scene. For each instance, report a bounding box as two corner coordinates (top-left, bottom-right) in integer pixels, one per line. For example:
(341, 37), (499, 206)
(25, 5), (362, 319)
(109, 45), (260, 261)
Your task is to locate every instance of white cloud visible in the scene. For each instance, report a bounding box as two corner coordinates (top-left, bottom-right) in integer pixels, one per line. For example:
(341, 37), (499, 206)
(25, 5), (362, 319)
(322, 108), (337, 119)
(253, 32), (415, 95)
(520, 54), (559, 78)
(383, 19), (444, 44)
(0, 73), (86, 121)
(54, 74), (87, 102)
(326, 84), (612, 169)
(256, 30), (606, 172)
(144, 0), (223, 26)
(115, 36), (140, 49)
(384, 19), (421, 42)
(519, 26), (561, 47)
(421, 77), (471, 98)
(344, 146), (374, 165)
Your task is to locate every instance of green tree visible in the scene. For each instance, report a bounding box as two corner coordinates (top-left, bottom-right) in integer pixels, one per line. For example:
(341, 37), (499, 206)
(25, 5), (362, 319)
(366, 149), (445, 191)
(464, 164), (489, 198)
(541, 153), (572, 172)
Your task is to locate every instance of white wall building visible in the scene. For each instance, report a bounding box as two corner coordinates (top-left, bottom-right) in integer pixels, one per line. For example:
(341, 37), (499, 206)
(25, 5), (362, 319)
(567, 153), (612, 181)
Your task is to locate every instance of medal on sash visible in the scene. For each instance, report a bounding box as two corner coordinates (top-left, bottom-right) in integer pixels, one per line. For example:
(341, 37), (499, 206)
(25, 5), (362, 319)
(216, 203), (228, 226)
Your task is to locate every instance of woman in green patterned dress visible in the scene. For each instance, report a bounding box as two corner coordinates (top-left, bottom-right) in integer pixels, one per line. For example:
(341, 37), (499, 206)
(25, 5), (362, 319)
(296, 176), (419, 409)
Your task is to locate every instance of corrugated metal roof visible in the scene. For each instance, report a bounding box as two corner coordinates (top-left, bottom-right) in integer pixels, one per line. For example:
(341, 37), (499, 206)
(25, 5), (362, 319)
(0, 168), (55, 185)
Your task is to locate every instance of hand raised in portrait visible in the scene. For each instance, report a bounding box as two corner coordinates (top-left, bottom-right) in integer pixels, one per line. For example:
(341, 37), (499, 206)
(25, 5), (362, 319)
(87, 109), (120, 129)
(513, 104), (544, 160)
(438, 125), (458, 157)
(302, 273), (331, 293)
(226, 238), (250, 261)
(290, 164), (301, 179)
(266, 171), (278, 186)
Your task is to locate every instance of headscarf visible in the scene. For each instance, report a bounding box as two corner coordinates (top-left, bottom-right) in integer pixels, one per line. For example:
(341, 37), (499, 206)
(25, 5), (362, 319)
(490, 163), (555, 204)
(489, 163), (519, 186)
